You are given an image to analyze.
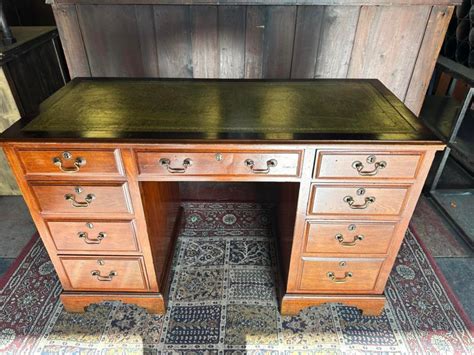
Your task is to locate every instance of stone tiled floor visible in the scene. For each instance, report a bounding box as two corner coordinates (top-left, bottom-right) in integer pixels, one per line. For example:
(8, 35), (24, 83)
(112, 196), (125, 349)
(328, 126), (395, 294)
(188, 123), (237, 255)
(0, 196), (36, 276)
(0, 194), (472, 321)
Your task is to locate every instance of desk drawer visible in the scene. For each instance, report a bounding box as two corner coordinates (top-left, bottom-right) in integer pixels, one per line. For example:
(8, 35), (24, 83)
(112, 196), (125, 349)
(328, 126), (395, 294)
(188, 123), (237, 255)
(298, 257), (384, 292)
(47, 220), (139, 253)
(136, 150), (301, 177)
(17, 149), (123, 177)
(303, 220), (396, 255)
(314, 151), (422, 180)
(308, 184), (410, 217)
(30, 182), (133, 215)
(60, 256), (148, 291)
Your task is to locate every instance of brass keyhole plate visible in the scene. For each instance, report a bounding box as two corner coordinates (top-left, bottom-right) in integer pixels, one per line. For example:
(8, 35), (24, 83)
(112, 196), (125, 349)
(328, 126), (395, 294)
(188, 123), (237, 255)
(367, 155), (376, 164)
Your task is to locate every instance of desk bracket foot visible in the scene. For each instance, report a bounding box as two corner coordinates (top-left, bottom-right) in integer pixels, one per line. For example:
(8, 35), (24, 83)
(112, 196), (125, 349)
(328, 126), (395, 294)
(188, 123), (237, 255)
(280, 293), (386, 317)
(60, 292), (166, 314)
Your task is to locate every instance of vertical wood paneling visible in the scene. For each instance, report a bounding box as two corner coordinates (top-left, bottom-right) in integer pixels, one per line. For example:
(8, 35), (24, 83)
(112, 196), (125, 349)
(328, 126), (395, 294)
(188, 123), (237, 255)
(262, 6), (297, 78)
(405, 6), (454, 114)
(0, 67), (20, 195)
(348, 6), (431, 99)
(135, 5), (160, 77)
(290, 6), (324, 79)
(53, 3), (450, 115)
(154, 5), (193, 78)
(51, 4), (91, 78)
(244, 6), (265, 78)
(191, 6), (219, 78)
(77, 5), (147, 77)
(219, 6), (246, 78)
(7, 41), (66, 114)
(315, 6), (360, 78)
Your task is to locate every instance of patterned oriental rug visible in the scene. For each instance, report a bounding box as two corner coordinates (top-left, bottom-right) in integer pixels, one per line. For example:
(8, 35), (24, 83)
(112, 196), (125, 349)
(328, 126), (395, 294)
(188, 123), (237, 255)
(1, 202), (472, 354)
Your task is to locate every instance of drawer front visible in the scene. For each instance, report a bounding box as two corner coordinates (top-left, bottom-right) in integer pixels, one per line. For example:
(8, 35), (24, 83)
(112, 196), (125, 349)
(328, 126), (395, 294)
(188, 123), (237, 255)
(303, 221), (396, 255)
(136, 150), (301, 177)
(137, 151), (229, 176)
(314, 151), (422, 179)
(298, 258), (384, 292)
(30, 183), (132, 215)
(308, 184), (410, 217)
(60, 256), (148, 291)
(47, 220), (139, 253)
(17, 149), (123, 177)
(230, 152), (301, 177)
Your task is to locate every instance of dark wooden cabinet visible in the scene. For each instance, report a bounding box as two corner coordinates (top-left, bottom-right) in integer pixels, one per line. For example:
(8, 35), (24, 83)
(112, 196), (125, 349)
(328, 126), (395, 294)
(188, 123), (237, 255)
(0, 27), (69, 194)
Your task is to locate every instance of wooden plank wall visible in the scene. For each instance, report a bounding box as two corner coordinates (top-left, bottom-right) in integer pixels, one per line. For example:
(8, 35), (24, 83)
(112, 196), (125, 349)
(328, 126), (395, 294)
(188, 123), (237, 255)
(52, 4), (454, 115)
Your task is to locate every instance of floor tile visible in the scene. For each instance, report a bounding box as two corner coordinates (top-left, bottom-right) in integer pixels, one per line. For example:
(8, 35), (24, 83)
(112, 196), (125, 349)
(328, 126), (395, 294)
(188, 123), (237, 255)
(0, 218), (36, 258)
(0, 196), (32, 221)
(410, 196), (472, 257)
(434, 257), (474, 321)
(0, 257), (14, 277)
(0, 196), (36, 258)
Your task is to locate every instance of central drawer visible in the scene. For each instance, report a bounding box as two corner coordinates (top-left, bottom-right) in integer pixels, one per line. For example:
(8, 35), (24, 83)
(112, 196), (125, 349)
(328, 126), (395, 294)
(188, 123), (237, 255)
(298, 257), (384, 292)
(47, 220), (139, 253)
(308, 184), (410, 217)
(135, 150), (302, 177)
(60, 256), (149, 291)
(30, 182), (133, 215)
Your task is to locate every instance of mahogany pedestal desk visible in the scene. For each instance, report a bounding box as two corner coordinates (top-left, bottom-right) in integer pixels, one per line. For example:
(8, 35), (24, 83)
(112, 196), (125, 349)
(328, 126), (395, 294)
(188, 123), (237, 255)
(0, 79), (443, 316)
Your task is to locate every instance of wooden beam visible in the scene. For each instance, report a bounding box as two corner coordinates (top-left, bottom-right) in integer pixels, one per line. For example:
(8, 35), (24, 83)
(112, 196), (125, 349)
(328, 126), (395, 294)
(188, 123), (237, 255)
(50, 0), (463, 6)
(51, 4), (91, 78)
(404, 6), (455, 115)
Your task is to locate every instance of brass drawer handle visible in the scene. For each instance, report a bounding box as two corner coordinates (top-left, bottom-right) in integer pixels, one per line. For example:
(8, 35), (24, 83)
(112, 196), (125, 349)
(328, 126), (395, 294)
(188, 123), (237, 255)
(159, 158), (192, 173)
(335, 233), (364, 246)
(78, 231), (106, 244)
(343, 196), (375, 209)
(91, 270), (117, 281)
(64, 193), (95, 208)
(327, 271), (352, 283)
(352, 157), (387, 176)
(52, 152), (86, 173)
(244, 159), (277, 174)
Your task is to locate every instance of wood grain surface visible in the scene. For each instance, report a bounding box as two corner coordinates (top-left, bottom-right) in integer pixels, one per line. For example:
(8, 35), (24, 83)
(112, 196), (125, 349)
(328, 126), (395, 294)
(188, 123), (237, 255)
(51, 3), (455, 114)
(51, 0), (462, 6)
